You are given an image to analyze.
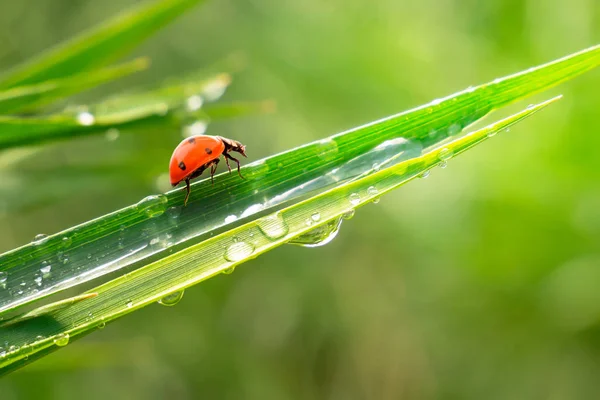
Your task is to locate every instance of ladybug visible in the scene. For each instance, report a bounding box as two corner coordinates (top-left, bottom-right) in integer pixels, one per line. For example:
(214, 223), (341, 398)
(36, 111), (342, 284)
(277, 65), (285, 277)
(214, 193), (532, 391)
(169, 135), (247, 205)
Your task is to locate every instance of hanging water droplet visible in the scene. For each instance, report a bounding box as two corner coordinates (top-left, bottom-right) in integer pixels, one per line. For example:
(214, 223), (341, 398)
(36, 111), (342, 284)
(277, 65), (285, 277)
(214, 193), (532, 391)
(257, 214), (289, 240)
(53, 333), (70, 347)
(288, 217), (344, 248)
(419, 170), (431, 179)
(438, 148), (453, 161)
(487, 130), (498, 138)
(224, 241), (254, 262)
(76, 111), (95, 126)
(136, 194), (168, 218)
(105, 128), (120, 141)
(126, 300), (133, 308)
(349, 193), (360, 206)
(185, 95), (204, 112)
(342, 209), (355, 220)
(97, 318), (106, 329)
(439, 161), (448, 169)
(33, 234), (48, 245)
(158, 290), (185, 306)
(311, 212), (321, 222)
(222, 267), (235, 275)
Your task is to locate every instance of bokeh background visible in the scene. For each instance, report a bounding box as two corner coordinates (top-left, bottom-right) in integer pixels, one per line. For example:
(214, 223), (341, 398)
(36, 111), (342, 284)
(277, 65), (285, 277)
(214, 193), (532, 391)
(1, 0), (599, 399)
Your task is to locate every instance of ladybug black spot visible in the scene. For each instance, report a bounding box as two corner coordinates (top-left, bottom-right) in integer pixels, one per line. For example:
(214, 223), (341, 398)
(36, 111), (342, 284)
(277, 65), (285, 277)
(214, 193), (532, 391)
(205, 148), (213, 155)
(178, 161), (186, 171)
(187, 137), (196, 144)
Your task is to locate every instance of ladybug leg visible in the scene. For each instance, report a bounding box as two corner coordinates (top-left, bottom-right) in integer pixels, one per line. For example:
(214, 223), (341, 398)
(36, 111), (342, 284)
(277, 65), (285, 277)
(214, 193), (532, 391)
(184, 178), (191, 206)
(210, 158), (220, 184)
(224, 153), (245, 179)
(223, 155), (232, 174)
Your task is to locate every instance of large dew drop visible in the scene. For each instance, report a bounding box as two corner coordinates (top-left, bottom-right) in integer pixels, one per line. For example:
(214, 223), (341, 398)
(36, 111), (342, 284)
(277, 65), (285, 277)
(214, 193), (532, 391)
(158, 290), (185, 307)
(224, 241), (255, 262)
(288, 217), (344, 248)
(257, 214), (289, 240)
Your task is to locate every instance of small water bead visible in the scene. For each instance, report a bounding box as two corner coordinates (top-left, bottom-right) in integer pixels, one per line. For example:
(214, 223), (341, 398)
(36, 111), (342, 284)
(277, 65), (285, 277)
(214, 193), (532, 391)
(225, 215), (238, 224)
(34, 276), (42, 286)
(288, 217), (344, 248)
(224, 241), (255, 262)
(136, 194), (168, 218)
(8, 345), (18, 353)
(0, 271), (7, 284)
(126, 300), (133, 308)
(349, 193), (361, 206)
(53, 333), (70, 347)
(438, 148), (454, 161)
(372, 163), (380, 172)
(105, 128), (120, 141)
(311, 212), (321, 222)
(149, 238), (160, 246)
(35, 335), (45, 342)
(305, 218), (314, 227)
(487, 130), (498, 138)
(439, 161), (448, 169)
(76, 111), (95, 126)
(61, 236), (73, 249)
(448, 123), (462, 136)
(419, 170), (431, 179)
(97, 318), (106, 329)
(158, 290), (185, 306)
(222, 267), (235, 275)
(257, 214), (289, 240)
(33, 234), (48, 245)
(186, 95), (204, 112)
(342, 209), (355, 220)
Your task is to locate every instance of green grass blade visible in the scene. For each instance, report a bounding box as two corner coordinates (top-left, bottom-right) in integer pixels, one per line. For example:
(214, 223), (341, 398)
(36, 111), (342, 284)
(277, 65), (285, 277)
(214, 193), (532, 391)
(0, 0), (204, 89)
(0, 73), (231, 149)
(0, 58), (149, 114)
(0, 46), (597, 319)
(0, 97), (560, 374)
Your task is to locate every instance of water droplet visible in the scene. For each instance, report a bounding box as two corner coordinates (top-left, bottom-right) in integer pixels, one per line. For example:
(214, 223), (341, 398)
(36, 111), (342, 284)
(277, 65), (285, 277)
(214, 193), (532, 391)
(372, 163), (380, 171)
(105, 128), (120, 141)
(186, 95), (204, 112)
(367, 186), (379, 197)
(305, 218), (313, 227)
(439, 161), (448, 169)
(62, 256), (69, 265)
(97, 318), (106, 329)
(136, 195), (168, 218)
(33, 234), (48, 245)
(419, 170), (431, 179)
(222, 267), (235, 275)
(0, 272), (7, 284)
(76, 111), (95, 126)
(487, 130), (498, 138)
(35, 335), (45, 342)
(8, 345), (19, 353)
(438, 148), (453, 161)
(257, 214), (289, 240)
(225, 215), (238, 224)
(311, 212), (321, 222)
(448, 123), (462, 136)
(34, 276), (42, 286)
(224, 241), (255, 262)
(289, 217), (344, 248)
(182, 121), (208, 137)
(53, 333), (69, 347)
(316, 139), (339, 162)
(349, 193), (360, 206)
(61, 236), (73, 248)
(149, 238), (160, 246)
(505, 127), (511, 133)
(158, 290), (184, 306)
(126, 300), (133, 308)
(342, 209), (355, 220)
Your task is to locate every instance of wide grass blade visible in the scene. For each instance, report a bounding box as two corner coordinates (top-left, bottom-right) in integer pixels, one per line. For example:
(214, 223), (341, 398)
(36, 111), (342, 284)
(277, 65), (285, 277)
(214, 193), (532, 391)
(0, 45), (596, 319)
(0, 0), (205, 89)
(0, 97), (560, 374)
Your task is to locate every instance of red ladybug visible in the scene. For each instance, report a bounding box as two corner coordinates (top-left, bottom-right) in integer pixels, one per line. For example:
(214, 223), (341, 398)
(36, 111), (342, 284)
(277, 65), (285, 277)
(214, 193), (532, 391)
(169, 135), (247, 205)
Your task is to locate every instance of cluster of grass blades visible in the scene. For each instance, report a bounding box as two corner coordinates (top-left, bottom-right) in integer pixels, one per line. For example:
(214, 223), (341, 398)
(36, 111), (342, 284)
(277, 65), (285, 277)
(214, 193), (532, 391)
(0, 0), (598, 375)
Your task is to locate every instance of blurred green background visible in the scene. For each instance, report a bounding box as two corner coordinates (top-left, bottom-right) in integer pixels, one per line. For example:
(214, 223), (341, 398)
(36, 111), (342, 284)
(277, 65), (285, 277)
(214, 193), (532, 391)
(1, 0), (599, 399)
